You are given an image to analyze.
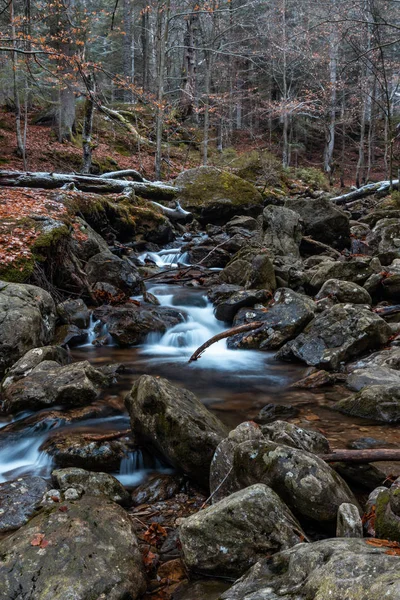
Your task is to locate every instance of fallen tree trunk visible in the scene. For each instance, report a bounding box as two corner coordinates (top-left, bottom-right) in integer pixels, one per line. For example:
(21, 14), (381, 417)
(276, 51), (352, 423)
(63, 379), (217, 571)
(319, 449), (400, 463)
(100, 169), (145, 182)
(97, 105), (153, 146)
(0, 170), (178, 201)
(188, 321), (264, 362)
(332, 180), (399, 205)
(374, 305), (400, 317)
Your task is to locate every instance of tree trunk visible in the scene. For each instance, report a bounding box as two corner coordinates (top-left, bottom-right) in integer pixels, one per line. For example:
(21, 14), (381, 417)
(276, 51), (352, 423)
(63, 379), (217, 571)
(10, 0), (24, 158)
(323, 28), (338, 177)
(180, 13), (197, 120)
(81, 78), (95, 174)
(122, 0), (134, 102)
(155, 0), (170, 180)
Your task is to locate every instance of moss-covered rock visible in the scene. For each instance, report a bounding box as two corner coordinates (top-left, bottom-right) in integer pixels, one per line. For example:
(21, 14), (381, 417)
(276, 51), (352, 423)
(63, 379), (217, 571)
(334, 385), (400, 423)
(219, 246), (276, 291)
(175, 166), (264, 224)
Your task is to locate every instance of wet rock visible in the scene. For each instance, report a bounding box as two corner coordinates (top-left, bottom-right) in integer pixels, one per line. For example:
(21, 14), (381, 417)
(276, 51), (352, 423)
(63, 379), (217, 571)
(291, 368), (335, 388)
(276, 303), (391, 371)
(263, 205), (303, 257)
(56, 298), (90, 329)
(207, 284), (242, 305)
(308, 257), (381, 292)
(131, 474), (184, 505)
(53, 323), (88, 347)
(0, 281), (56, 377)
(94, 303), (184, 346)
(52, 467), (130, 505)
(233, 440), (359, 522)
(334, 385), (400, 423)
(1, 345), (69, 390)
(228, 288), (316, 350)
(221, 538), (400, 600)
(0, 476), (50, 534)
(125, 375), (228, 488)
(347, 436), (397, 450)
(2, 360), (107, 414)
(316, 278), (372, 305)
(286, 196), (350, 249)
(218, 247), (276, 291)
(336, 502), (363, 538)
(175, 166), (264, 224)
(260, 420), (330, 454)
(188, 245), (230, 268)
(255, 404), (299, 424)
(41, 432), (135, 471)
(73, 217), (110, 261)
(210, 422), (264, 503)
(333, 462), (387, 491)
(85, 251), (141, 295)
(179, 484), (306, 577)
(0, 495), (146, 600)
(215, 289), (271, 323)
(347, 347), (400, 391)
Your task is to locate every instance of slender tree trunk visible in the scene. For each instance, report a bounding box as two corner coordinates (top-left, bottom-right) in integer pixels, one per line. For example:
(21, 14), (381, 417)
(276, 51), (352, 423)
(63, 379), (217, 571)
(122, 0), (134, 102)
(324, 28), (339, 177)
(180, 13), (197, 119)
(81, 77), (95, 174)
(10, 0), (24, 158)
(203, 54), (211, 165)
(155, 0), (170, 180)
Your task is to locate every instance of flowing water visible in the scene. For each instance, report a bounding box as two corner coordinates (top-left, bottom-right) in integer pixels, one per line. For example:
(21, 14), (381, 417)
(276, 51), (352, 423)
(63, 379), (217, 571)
(1, 247), (400, 485)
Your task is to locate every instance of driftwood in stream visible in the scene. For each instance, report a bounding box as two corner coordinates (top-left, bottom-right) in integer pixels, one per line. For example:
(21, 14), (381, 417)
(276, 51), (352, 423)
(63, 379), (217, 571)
(332, 179), (399, 205)
(319, 449), (400, 463)
(188, 321), (264, 362)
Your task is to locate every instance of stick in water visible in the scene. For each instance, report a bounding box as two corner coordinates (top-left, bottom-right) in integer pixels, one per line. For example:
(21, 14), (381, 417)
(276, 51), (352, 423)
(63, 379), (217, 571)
(188, 321), (264, 362)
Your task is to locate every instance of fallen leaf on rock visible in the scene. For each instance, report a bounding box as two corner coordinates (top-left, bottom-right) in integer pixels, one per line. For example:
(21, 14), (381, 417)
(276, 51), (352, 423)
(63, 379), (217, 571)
(366, 538), (400, 549)
(30, 533), (49, 548)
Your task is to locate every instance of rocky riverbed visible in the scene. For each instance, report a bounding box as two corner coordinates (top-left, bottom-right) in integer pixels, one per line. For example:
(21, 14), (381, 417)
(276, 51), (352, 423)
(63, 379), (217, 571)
(1, 166), (400, 599)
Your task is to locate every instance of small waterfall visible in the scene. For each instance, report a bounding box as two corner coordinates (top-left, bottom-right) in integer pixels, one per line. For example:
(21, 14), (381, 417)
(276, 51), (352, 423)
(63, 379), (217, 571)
(138, 248), (190, 268)
(116, 448), (169, 487)
(0, 433), (54, 483)
(79, 315), (108, 347)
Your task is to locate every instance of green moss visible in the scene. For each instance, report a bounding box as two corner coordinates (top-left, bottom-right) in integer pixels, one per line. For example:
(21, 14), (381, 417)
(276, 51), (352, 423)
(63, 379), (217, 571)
(375, 489), (400, 542)
(0, 256), (35, 283)
(286, 166), (329, 191)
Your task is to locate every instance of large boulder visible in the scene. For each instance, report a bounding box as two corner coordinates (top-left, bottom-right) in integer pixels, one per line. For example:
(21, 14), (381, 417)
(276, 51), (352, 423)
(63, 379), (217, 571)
(0, 476), (50, 534)
(347, 347), (400, 391)
(2, 360), (107, 414)
(221, 538), (400, 600)
(233, 440), (359, 522)
(56, 298), (91, 329)
(286, 196), (350, 249)
(85, 251), (141, 295)
(125, 375), (228, 487)
(228, 288), (315, 350)
(365, 217), (400, 264)
(175, 166), (264, 224)
(0, 496), (146, 600)
(0, 281), (56, 377)
(276, 304), (392, 371)
(93, 303), (184, 346)
(218, 247), (276, 291)
(260, 420), (330, 454)
(334, 385), (400, 423)
(1, 345), (69, 390)
(263, 205), (303, 258)
(179, 484), (306, 577)
(214, 289), (270, 323)
(374, 477), (400, 542)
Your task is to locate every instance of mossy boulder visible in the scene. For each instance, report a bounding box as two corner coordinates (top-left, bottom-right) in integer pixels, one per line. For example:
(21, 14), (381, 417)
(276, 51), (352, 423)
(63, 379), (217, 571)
(0, 496), (146, 600)
(374, 480), (400, 542)
(334, 385), (400, 423)
(125, 375), (228, 488)
(219, 246), (276, 291)
(175, 166), (264, 224)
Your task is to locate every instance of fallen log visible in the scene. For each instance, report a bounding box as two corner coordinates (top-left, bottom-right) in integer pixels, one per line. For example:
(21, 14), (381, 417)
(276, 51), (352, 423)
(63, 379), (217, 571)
(373, 305), (400, 317)
(319, 449), (400, 463)
(100, 169), (145, 182)
(332, 180), (399, 205)
(188, 321), (264, 362)
(0, 170), (178, 201)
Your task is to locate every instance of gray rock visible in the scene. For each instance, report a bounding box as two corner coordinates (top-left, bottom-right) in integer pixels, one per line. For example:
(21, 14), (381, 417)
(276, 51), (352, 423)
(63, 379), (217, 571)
(1, 345), (69, 390)
(263, 205), (303, 258)
(260, 420), (330, 454)
(207, 284), (243, 305)
(233, 440), (359, 522)
(334, 385), (400, 423)
(366, 217), (400, 264)
(228, 288), (315, 350)
(0, 496), (146, 600)
(52, 467), (130, 505)
(336, 503), (363, 537)
(0, 476), (50, 534)
(215, 289), (271, 323)
(53, 323), (88, 347)
(85, 251), (141, 295)
(179, 484), (306, 577)
(308, 257), (380, 292)
(316, 278), (372, 305)
(276, 303), (391, 371)
(286, 196), (350, 249)
(125, 375), (228, 487)
(347, 347), (400, 391)
(56, 298), (90, 329)
(221, 538), (400, 600)
(219, 247), (276, 291)
(0, 281), (56, 377)
(131, 474), (183, 505)
(226, 215), (259, 233)
(210, 422), (264, 504)
(93, 303), (184, 346)
(373, 481), (400, 543)
(2, 360), (107, 414)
